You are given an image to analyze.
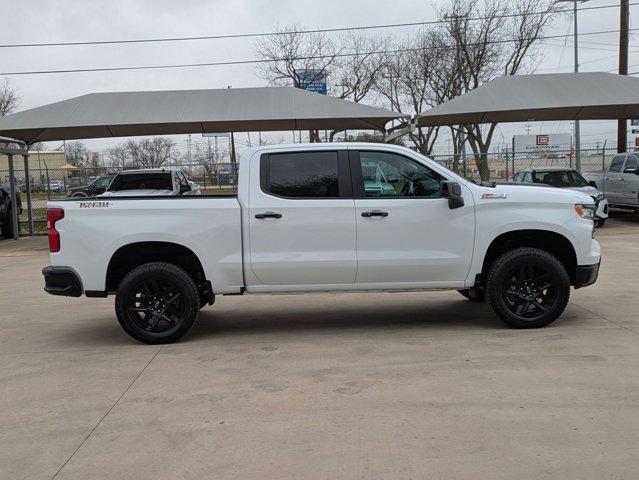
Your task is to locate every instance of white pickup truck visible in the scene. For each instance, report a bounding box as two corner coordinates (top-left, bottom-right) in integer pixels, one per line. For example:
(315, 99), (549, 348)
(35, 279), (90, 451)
(43, 143), (601, 344)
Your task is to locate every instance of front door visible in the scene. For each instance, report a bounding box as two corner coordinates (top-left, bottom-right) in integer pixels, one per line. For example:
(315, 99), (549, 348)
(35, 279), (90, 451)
(620, 155), (639, 206)
(350, 149), (475, 286)
(248, 150), (357, 286)
(604, 155), (627, 204)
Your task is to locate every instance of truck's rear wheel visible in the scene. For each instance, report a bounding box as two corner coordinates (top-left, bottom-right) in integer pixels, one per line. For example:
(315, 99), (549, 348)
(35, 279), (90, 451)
(486, 248), (570, 329)
(115, 262), (200, 344)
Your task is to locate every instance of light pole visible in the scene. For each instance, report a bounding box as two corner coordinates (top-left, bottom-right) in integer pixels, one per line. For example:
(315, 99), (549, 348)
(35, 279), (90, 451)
(558, 0), (587, 171)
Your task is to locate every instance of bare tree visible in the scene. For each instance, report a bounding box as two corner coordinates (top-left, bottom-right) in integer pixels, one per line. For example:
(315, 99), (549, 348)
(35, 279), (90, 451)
(193, 141), (228, 180)
(0, 78), (19, 117)
(441, 0), (560, 180)
(65, 141), (90, 167)
(328, 31), (388, 141)
(375, 30), (446, 155)
(256, 24), (337, 89)
(256, 24), (338, 142)
(106, 137), (177, 167)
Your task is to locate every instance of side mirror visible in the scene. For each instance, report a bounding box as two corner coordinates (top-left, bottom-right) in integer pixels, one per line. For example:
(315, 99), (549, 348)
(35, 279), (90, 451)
(179, 183), (192, 195)
(440, 181), (465, 210)
(588, 180), (598, 188)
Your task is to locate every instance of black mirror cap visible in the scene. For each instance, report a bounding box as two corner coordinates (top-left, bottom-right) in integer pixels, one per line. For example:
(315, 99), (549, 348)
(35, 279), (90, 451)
(440, 181), (465, 209)
(179, 184), (192, 194)
(588, 180), (598, 188)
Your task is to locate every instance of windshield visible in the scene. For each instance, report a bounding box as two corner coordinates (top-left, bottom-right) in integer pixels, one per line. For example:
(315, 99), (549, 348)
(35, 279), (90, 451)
(534, 170), (588, 188)
(108, 173), (172, 191)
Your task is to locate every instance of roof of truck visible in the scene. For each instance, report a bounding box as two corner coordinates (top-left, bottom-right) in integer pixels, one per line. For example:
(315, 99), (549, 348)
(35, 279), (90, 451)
(517, 166), (578, 173)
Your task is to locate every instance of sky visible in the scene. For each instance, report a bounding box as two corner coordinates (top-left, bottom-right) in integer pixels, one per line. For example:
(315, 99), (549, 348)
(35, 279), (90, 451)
(1, 0), (638, 158)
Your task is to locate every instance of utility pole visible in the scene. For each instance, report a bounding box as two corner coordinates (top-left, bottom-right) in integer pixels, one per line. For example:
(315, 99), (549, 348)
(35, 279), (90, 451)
(558, 1), (585, 169)
(618, 0), (630, 153)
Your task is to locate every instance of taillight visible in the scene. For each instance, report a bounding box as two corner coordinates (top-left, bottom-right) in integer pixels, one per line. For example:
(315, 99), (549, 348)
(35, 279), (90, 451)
(47, 208), (64, 252)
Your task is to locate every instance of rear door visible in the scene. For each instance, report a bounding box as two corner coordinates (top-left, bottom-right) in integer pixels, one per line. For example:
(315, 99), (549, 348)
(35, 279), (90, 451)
(248, 150), (357, 286)
(350, 149), (475, 286)
(604, 155), (626, 204)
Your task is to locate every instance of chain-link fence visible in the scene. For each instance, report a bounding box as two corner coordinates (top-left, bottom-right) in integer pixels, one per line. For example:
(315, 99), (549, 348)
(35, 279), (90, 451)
(0, 146), (619, 236)
(1, 162), (240, 235)
(430, 147), (613, 183)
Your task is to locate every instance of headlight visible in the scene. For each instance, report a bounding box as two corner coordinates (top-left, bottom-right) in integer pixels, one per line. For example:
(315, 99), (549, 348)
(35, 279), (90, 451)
(575, 204), (596, 220)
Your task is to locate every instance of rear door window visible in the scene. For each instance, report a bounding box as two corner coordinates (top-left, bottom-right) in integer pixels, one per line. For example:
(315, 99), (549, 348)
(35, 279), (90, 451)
(262, 151), (340, 198)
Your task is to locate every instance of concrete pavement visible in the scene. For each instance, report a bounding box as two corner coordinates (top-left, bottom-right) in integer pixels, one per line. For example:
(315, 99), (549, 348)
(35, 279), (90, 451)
(1, 217), (639, 479)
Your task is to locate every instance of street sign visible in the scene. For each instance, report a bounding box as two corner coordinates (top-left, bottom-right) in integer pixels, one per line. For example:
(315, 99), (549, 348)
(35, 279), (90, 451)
(295, 69), (328, 95)
(631, 119), (639, 126)
(513, 134), (571, 156)
(632, 129), (639, 134)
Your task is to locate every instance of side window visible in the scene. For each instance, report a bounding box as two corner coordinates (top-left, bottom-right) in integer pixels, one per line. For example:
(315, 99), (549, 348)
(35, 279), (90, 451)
(263, 151), (340, 198)
(522, 172), (533, 183)
(357, 151), (443, 198)
(98, 177), (111, 188)
(609, 156), (625, 172)
(625, 156), (638, 171)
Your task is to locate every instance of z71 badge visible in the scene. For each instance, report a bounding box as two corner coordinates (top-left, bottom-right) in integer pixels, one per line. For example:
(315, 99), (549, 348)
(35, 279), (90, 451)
(79, 201), (112, 208)
(480, 193), (508, 200)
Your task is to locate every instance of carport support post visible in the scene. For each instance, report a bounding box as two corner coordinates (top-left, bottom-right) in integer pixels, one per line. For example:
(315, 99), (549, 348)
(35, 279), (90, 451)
(7, 154), (19, 240)
(23, 153), (33, 235)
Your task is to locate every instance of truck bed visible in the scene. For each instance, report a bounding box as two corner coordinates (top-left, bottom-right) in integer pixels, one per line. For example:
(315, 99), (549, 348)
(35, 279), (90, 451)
(48, 196), (244, 294)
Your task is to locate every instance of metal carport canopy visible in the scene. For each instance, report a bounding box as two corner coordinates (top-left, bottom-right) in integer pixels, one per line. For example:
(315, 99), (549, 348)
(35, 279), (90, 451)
(416, 72), (639, 126)
(0, 86), (405, 143)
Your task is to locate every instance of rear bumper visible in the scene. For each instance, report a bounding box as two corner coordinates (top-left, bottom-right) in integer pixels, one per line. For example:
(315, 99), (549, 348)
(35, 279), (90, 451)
(42, 266), (83, 297)
(574, 262), (600, 289)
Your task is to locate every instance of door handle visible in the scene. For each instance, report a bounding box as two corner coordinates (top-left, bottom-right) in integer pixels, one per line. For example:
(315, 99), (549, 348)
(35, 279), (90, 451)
(255, 212), (282, 219)
(361, 210), (389, 218)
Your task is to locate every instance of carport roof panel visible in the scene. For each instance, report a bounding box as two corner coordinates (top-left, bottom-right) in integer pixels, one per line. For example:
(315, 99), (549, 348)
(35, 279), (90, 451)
(416, 72), (639, 126)
(0, 87), (405, 143)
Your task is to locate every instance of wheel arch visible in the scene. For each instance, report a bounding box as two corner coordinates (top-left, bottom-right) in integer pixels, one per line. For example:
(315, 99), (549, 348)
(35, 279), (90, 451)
(479, 229), (578, 285)
(105, 241), (213, 302)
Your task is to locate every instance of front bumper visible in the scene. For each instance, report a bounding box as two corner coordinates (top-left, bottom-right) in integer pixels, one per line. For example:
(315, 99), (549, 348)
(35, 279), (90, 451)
(575, 262), (600, 289)
(42, 266), (83, 297)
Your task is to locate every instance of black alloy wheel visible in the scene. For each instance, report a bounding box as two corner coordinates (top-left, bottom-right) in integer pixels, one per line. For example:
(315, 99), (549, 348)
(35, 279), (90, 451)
(486, 247), (570, 329)
(115, 262), (200, 344)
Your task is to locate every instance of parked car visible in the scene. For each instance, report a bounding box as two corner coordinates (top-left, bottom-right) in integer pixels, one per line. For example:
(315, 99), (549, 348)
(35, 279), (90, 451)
(0, 185), (22, 238)
(67, 176), (112, 197)
(48, 180), (64, 194)
(99, 169), (201, 197)
(42, 143), (601, 344)
(583, 153), (639, 213)
(512, 167), (609, 227)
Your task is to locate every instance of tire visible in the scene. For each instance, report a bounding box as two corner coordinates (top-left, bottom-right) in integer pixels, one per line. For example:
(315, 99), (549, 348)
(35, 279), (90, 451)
(486, 247), (570, 329)
(594, 218), (606, 228)
(457, 288), (485, 302)
(115, 262), (200, 344)
(1, 210), (14, 239)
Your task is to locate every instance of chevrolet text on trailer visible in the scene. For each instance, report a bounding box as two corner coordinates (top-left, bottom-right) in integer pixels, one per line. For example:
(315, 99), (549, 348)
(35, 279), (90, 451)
(42, 143), (601, 344)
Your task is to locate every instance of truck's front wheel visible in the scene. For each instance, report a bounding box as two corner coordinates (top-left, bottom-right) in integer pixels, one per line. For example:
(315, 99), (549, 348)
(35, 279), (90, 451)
(115, 262), (200, 344)
(486, 248), (570, 329)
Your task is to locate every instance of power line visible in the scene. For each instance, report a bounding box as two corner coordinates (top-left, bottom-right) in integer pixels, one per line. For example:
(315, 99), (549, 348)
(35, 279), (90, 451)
(1, 28), (635, 77)
(0, 2), (633, 49)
